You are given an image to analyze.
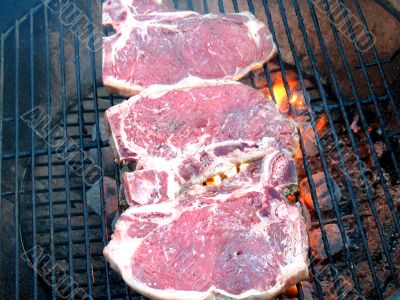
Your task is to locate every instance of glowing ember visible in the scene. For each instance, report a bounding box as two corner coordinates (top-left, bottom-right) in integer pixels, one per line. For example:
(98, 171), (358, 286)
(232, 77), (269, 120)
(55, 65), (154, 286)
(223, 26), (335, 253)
(295, 113), (329, 160)
(262, 77), (306, 116)
(205, 174), (222, 186)
(285, 284), (298, 297)
(316, 113), (328, 136)
(203, 163), (250, 186)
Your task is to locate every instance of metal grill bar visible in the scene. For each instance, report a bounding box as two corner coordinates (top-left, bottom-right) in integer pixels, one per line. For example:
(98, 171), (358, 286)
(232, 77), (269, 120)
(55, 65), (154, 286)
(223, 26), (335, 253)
(264, 59), (324, 300)
(232, 0), (239, 12)
(0, 31), (3, 243)
(58, 1), (75, 298)
(218, 0), (225, 13)
(309, 251), (324, 300)
(335, 1), (400, 179)
(14, 19), (20, 300)
(306, 0), (400, 288)
(2, 186), (85, 197)
(243, 2), (307, 299)
(292, 0), (397, 295)
(86, 0), (112, 297)
(0, 53), (2, 245)
(247, 0), (254, 14)
(261, 0), (344, 297)
(276, 0), (364, 296)
(202, 0), (209, 13)
(72, 0), (94, 297)
(1, 0), (400, 299)
(353, 0), (400, 125)
(321, 0), (400, 236)
(43, 5), (58, 297)
(29, 9), (38, 300)
(187, 0), (194, 11)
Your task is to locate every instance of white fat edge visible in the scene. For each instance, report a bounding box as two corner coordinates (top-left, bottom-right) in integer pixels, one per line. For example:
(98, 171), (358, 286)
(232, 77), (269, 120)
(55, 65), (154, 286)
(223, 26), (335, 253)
(145, 11), (199, 18)
(232, 61), (265, 80)
(104, 236), (142, 276)
(232, 38), (277, 81)
(119, 276), (215, 300)
(213, 259), (307, 300)
(256, 136), (280, 149)
(182, 133), (212, 154)
(122, 201), (179, 225)
(243, 12), (265, 46)
(108, 28), (131, 53)
(231, 183), (264, 198)
(116, 11), (199, 34)
(204, 139), (279, 161)
(166, 167), (181, 200)
(103, 75), (145, 96)
(282, 201), (309, 263)
(135, 77), (242, 100)
(278, 261), (309, 286)
(202, 139), (255, 152)
(260, 149), (282, 182)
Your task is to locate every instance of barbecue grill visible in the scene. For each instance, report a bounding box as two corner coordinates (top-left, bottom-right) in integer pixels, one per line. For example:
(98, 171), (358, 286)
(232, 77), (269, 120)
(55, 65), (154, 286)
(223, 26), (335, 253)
(0, 0), (399, 299)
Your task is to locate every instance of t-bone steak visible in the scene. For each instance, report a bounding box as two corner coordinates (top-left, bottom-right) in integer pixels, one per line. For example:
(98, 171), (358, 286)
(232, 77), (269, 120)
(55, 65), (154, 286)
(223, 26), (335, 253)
(104, 79), (297, 206)
(103, 155), (309, 299)
(102, 0), (276, 96)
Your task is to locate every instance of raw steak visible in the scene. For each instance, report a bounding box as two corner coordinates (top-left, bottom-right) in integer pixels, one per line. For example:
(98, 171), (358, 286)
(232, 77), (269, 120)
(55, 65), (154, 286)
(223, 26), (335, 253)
(103, 0), (169, 32)
(102, 0), (276, 96)
(103, 156), (309, 299)
(104, 79), (297, 205)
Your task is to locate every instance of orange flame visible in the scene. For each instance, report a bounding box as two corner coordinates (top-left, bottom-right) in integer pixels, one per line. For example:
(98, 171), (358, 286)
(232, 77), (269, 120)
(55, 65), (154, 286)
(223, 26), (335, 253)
(263, 77), (305, 116)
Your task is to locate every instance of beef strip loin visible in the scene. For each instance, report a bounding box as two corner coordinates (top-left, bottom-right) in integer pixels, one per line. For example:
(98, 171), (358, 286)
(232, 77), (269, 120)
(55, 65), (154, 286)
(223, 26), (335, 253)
(104, 79), (297, 205)
(102, 0), (276, 96)
(103, 155), (309, 300)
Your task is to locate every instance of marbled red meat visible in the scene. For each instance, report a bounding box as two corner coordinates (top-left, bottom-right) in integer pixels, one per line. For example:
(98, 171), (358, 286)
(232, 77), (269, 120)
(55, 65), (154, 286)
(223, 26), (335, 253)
(102, 3), (307, 298)
(102, 0), (276, 96)
(105, 79), (297, 205)
(103, 157), (309, 299)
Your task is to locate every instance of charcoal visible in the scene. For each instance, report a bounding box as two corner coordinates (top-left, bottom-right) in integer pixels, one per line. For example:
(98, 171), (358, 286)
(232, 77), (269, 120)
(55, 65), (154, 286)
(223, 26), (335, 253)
(309, 223), (344, 261)
(91, 116), (108, 142)
(86, 176), (119, 223)
(88, 146), (117, 177)
(300, 172), (342, 212)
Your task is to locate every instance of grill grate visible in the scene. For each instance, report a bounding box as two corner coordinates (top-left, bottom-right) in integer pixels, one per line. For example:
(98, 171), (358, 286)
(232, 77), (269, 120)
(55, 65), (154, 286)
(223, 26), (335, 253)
(1, 0), (399, 299)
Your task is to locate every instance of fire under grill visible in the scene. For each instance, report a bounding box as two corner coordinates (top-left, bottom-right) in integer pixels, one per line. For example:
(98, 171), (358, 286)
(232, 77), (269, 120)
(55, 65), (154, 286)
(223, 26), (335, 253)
(0, 0), (399, 299)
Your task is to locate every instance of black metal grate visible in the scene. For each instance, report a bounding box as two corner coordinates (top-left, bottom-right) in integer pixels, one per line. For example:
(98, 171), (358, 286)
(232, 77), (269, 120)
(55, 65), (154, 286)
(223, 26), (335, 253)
(1, 0), (399, 299)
